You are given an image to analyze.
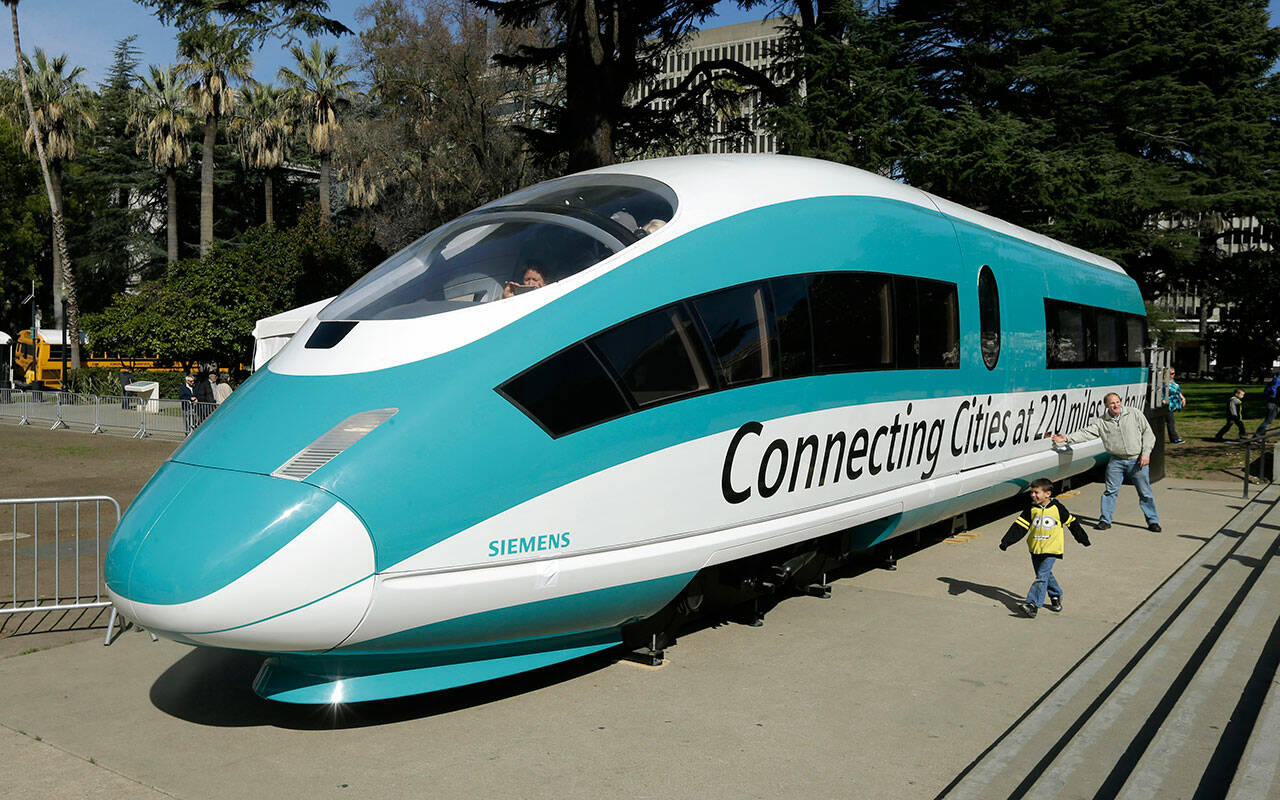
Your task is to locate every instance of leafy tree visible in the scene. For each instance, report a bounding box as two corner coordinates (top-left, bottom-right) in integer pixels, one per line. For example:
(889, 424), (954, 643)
(476, 0), (753, 170)
(341, 0), (547, 251)
(71, 37), (155, 309)
(0, 113), (45, 339)
(137, 0), (350, 47)
(83, 211), (383, 366)
(177, 23), (253, 256)
(229, 80), (291, 225)
(278, 40), (355, 218)
(762, 1), (927, 177)
(1208, 250), (1280, 377)
(3, 46), (96, 336)
(130, 64), (194, 264)
(884, 0), (1280, 289)
(4, 0), (89, 366)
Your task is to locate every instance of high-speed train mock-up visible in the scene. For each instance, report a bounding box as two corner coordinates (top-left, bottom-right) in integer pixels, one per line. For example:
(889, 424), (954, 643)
(104, 155), (1147, 704)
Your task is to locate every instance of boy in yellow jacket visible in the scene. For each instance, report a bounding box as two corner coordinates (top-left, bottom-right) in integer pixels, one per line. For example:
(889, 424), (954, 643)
(999, 478), (1091, 618)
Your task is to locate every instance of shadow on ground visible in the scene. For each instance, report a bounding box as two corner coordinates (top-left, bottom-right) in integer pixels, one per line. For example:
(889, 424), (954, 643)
(936, 577), (1025, 613)
(148, 644), (620, 730)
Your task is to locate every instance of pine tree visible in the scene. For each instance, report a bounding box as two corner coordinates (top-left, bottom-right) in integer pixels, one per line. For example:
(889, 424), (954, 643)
(70, 37), (156, 309)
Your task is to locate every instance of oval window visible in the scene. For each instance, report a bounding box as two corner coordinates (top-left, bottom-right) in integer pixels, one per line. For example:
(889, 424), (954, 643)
(978, 265), (1000, 370)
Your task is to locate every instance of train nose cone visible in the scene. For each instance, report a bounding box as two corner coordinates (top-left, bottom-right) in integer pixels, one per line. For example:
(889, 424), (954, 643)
(105, 461), (376, 652)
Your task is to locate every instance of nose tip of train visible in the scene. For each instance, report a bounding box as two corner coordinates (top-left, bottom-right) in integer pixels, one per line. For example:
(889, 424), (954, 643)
(105, 461), (377, 652)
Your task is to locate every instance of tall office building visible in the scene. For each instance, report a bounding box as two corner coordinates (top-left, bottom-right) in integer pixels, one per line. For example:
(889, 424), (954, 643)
(632, 18), (790, 155)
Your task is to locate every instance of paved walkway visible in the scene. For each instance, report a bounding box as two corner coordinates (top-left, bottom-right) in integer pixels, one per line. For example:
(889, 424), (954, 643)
(0, 469), (1263, 798)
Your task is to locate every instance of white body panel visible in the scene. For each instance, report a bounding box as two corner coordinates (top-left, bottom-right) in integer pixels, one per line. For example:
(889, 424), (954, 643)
(339, 384), (1137, 647)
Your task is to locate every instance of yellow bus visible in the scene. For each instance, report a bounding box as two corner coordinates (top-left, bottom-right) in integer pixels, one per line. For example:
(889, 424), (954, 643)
(13, 328), (183, 389)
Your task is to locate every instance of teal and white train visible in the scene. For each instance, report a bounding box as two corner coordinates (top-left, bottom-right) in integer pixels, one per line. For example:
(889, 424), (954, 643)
(104, 155), (1147, 704)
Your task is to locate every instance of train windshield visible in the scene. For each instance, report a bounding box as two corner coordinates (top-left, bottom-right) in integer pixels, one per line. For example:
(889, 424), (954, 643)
(320, 178), (676, 321)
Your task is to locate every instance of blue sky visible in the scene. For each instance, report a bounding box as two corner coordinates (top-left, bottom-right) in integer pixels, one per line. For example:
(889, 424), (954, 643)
(10, 0), (1280, 89)
(11, 0), (762, 88)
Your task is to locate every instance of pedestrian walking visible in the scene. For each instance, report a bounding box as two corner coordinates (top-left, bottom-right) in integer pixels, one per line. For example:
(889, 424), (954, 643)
(1214, 389), (1247, 441)
(999, 477), (1091, 618)
(1253, 374), (1280, 441)
(1164, 369), (1185, 444)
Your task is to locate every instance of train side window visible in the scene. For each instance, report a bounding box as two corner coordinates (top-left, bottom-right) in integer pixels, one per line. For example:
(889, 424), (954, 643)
(1096, 311), (1122, 364)
(690, 282), (778, 386)
(1046, 300), (1088, 367)
(810, 273), (893, 372)
(894, 277), (921, 369)
(1124, 315), (1147, 364)
(591, 305), (712, 407)
(978, 265), (1000, 369)
(919, 278), (960, 368)
(498, 343), (631, 437)
(769, 275), (813, 378)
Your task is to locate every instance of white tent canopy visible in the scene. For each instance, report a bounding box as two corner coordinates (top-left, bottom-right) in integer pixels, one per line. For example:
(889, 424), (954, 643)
(251, 297), (333, 371)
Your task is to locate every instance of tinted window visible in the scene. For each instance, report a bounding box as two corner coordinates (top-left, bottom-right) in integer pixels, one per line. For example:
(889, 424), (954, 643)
(770, 275), (813, 377)
(1096, 311), (1121, 364)
(978, 266), (1000, 369)
(1124, 317), (1146, 365)
(691, 283), (777, 386)
(1047, 301), (1088, 366)
(591, 305), (711, 407)
(810, 273), (892, 372)
(894, 277), (921, 369)
(498, 343), (630, 436)
(918, 278), (961, 368)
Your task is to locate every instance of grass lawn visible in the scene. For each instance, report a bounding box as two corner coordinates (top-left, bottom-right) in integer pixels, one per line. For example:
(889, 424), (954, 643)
(1163, 380), (1276, 481)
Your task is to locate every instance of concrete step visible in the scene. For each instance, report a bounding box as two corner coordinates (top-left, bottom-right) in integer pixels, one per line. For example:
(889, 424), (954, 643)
(1113, 506), (1280, 799)
(941, 484), (1280, 800)
(1225, 640), (1280, 800)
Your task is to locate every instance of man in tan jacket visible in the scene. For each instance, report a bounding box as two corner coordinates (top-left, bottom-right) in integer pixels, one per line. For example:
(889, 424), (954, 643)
(1052, 392), (1159, 532)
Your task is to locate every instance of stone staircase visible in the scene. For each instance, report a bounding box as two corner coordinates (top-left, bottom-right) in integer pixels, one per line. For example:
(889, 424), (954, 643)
(940, 484), (1280, 800)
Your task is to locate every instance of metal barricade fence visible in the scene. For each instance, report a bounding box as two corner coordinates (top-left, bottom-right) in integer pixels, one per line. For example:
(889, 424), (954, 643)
(0, 387), (26, 424)
(1, 495), (121, 644)
(21, 391), (61, 429)
(0, 391), (219, 440)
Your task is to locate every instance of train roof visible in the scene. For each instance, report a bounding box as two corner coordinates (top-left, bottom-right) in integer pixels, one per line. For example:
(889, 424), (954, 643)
(273, 154), (1128, 375)
(581, 154), (1125, 275)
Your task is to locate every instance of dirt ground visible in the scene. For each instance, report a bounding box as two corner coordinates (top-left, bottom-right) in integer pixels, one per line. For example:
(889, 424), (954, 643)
(0, 423), (177, 655)
(0, 423), (177, 504)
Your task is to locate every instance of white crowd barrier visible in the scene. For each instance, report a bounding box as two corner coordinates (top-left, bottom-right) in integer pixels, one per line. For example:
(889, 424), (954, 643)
(1, 495), (122, 644)
(0, 389), (219, 440)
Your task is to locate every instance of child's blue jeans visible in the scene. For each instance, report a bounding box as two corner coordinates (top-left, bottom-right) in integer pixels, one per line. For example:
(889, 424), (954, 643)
(1027, 554), (1062, 608)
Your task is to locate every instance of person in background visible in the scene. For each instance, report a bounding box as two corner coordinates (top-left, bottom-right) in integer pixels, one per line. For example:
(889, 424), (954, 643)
(214, 373), (232, 405)
(179, 374), (198, 434)
(1214, 389), (1247, 441)
(1164, 369), (1185, 444)
(1253, 373), (1280, 441)
(119, 367), (133, 410)
(195, 370), (216, 424)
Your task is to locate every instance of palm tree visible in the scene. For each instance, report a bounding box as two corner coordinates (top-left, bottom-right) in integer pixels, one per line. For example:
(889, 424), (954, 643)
(3, 7), (93, 366)
(177, 25), (252, 257)
(278, 41), (356, 219)
(229, 81), (291, 226)
(129, 65), (192, 264)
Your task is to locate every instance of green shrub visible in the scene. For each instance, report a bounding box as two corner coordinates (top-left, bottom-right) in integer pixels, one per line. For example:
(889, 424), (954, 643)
(133, 370), (186, 399)
(63, 367), (125, 396)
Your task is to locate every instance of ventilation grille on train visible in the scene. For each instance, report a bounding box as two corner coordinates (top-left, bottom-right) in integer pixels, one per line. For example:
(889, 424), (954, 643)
(271, 408), (398, 481)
